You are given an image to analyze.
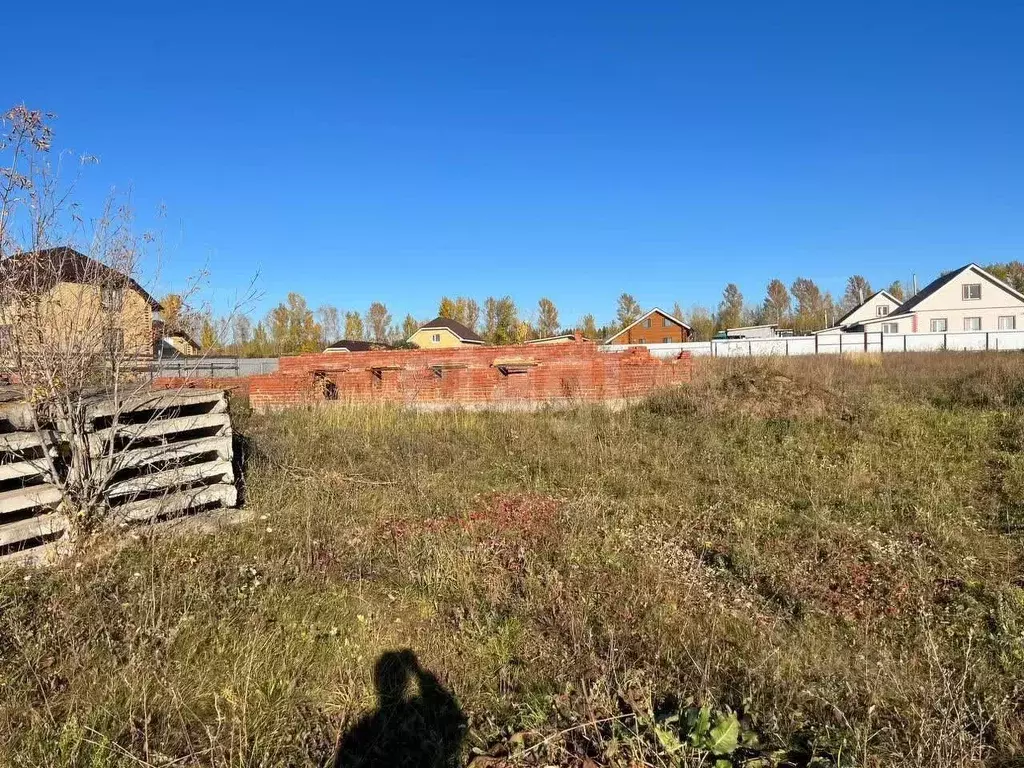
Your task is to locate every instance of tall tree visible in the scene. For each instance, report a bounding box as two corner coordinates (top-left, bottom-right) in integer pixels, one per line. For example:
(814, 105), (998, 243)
(315, 304), (340, 345)
(438, 296), (457, 319)
(986, 261), (1024, 294)
(763, 279), (791, 324)
(672, 302), (685, 322)
(344, 311), (364, 340)
(231, 314), (252, 348)
(578, 313), (598, 339)
(887, 281), (906, 302)
(487, 296), (519, 344)
(365, 302), (392, 342)
(790, 277), (828, 332)
(616, 293), (642, 328)
(718, 283), (744, 330)
(200, 317), (218, 351)
(453, 297), (480, 331)
(251, 322), (269, 356)
(842, 275), (874, 310)
(536, 297), (559, 337)
(790, 277), (823, 316)
(687, 305), (716, 341)
(402, 313), (418, 340)
(483, 297), (499, 340)
(161, 293), (184, 331)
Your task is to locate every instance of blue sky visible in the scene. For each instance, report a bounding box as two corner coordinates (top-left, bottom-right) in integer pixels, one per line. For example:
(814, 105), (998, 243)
(7, 1), (1023, 325)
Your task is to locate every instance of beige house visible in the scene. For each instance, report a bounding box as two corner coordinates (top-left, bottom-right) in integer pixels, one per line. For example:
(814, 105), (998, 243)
(0, 247), (162, 360)
(408, 317), (486, 348)
(816, 290), (903, 334)
(850, 264), (1024, 335)
(157, 329), (201, 357)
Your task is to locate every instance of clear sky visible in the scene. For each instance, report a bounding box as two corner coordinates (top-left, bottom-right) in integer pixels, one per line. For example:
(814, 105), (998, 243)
(7, 1), (1023, 325)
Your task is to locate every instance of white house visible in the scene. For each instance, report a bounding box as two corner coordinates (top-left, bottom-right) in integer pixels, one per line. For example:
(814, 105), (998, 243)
(851, 264), (1024, 334)
(825, 289), (903, 332)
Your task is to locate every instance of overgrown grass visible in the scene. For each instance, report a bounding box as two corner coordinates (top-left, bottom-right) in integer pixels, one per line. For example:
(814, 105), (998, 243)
(2, 352), (1023, 766)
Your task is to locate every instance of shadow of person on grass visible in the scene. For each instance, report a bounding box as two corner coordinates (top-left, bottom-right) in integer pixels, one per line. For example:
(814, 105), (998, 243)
(332, 649), (467, 768)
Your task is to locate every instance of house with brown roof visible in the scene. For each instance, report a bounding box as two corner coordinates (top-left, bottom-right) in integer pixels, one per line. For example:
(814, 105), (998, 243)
(407, 317), (486, 348)
(324, 339), (393, 353)
(604, 308), (691, 345)
(0, 247), (162, 360)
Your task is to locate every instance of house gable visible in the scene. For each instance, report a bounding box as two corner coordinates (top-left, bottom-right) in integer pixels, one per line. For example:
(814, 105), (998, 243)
(604, 308), (691, 345)
(835, 290), (902, 328)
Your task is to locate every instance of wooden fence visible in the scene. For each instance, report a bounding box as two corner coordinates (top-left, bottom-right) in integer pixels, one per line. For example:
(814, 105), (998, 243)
(0, 387), (237, 560)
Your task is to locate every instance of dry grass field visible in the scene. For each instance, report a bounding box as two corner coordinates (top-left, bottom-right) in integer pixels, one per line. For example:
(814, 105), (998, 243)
(1, 352), (1023, 767)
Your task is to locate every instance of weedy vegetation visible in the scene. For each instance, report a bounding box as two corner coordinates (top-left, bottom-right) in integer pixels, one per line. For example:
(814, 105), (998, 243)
(1, 352), (1023, 767)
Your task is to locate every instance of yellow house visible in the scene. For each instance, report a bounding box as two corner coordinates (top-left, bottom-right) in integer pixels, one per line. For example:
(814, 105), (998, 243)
(0, 247), (162, 361)
(408, 317), (486, 348)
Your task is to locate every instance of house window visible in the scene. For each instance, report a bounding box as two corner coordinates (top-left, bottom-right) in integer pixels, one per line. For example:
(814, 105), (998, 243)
(431, 333), (441, 343)
(998, 315), (1017, 330)
(881, 323), (899, 334)
(929, 318), (947, 332)
(101, 286), (124, 312)
(662, 317), (671, 327)
(636, 337), (645, 344)
(662, 337), (671, 343)
(964, 317), (981, 331)
(643, 318), (652, 328)
(962, 283), (981, 300)
(876, 305), (889, 317)
(103, 327), (124, 355)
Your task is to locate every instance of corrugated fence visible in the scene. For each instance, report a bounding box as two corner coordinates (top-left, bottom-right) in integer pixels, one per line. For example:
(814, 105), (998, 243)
(604, 329), (1024, 360)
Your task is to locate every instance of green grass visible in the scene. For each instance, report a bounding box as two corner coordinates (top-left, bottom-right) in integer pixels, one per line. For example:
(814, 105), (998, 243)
(2, 353), (1023, 766)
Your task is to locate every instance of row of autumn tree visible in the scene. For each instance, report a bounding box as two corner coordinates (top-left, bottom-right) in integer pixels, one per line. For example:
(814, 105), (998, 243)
(163, 262), (1024, 357)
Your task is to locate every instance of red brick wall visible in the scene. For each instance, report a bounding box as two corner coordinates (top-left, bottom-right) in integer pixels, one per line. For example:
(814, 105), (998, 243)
(159, 341), (691, 412)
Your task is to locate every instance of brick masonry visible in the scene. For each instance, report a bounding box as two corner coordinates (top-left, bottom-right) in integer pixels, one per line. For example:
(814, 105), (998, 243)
(156, 340), (691, 412)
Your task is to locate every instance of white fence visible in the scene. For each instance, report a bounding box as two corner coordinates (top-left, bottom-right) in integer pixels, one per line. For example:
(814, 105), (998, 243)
(604, 330), (1024, 360)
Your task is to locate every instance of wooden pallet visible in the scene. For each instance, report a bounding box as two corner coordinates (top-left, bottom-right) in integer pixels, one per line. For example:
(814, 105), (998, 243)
(0, 387), (238, 557)
(89, 388), (236, 524)
(0, 397), (64, 551)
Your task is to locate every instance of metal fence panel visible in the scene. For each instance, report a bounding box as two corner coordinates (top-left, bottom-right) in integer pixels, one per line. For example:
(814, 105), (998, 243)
(604, 329), (1024, 359)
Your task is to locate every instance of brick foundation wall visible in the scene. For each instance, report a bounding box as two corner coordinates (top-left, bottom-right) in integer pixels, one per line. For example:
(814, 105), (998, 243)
(159, 341), (691, 412)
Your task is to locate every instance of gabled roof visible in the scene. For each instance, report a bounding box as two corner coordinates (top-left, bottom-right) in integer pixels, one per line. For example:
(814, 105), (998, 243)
(414, 317), (485, 344)
(834, 289), (902, 326)
(865, 264), (1024, 323)
(167, 329), (200, 349)
(1, 247), (162, 309)
(603, 307), (691, 344)
(524, 333), (588, 344)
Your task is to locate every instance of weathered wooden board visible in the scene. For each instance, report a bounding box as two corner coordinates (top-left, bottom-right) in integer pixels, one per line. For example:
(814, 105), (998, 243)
(103, 435), (233, 471)
(114, 483), (238, 522)
(0, 431), (52, 454)
(0, 458), (49, 483)
(106, 459), (234, 498)
(86, 389), (228, 421)
(0, 512), (65, 548)
(89, 412), (232, 455)
(0, 485), (63, 516)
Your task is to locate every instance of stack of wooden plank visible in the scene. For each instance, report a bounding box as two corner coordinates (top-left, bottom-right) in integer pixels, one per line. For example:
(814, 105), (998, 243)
(0, 391), (63, 551)
(88, 388), (237, 524)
